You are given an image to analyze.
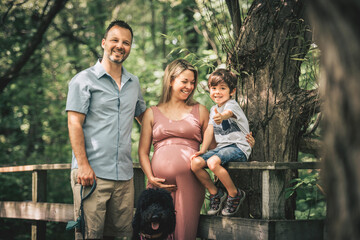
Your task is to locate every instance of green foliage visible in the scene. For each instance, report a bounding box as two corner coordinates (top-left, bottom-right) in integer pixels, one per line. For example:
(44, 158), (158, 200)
(0, 0), (325, 238)
(299, 44), (320, 90)
(285, 153), (326, 220)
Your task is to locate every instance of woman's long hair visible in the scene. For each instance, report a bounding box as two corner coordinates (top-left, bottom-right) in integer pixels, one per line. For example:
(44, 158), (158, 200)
(158, 59), (198, 106)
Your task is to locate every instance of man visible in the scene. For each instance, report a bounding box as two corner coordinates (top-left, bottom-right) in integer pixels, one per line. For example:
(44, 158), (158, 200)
(66, 20), (146, 239)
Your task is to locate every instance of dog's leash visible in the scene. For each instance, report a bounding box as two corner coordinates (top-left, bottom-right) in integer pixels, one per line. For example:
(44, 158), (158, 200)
(66, 180), (97, 240)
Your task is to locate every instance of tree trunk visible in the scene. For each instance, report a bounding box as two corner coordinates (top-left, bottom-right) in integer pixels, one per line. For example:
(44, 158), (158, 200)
(227, 0), (320, 218)
(307, 0), (360, 239)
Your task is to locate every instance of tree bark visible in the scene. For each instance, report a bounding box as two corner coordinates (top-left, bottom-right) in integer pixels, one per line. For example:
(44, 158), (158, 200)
(307, 0), (360, 239)
(227, 0), (320, 218)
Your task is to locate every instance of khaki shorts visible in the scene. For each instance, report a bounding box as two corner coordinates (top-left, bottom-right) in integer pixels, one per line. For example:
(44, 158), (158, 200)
(71, 169), (134, 239)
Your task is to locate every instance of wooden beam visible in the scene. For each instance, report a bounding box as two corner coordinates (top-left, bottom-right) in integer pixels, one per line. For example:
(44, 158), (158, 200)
(134, 167), (145, 208)
(0, 201), (73, 222)
(0, 164), (71, 173)
(227, 161), (321, 170)
(0, 163), (142, 173)
(197, 215), (324, 240)
(32, 170), (47, 240)
(262, 170), (286, 219)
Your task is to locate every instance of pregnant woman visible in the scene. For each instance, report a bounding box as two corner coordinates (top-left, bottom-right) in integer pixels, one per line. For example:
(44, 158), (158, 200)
(138, 59), (208, 239)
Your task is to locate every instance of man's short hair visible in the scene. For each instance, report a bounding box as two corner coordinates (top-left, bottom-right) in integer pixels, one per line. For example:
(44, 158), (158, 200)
(104, 20), (133, 41)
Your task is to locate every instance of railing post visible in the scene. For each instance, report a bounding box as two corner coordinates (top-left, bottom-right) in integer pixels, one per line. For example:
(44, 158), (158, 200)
(262, 169), (286, 219)
(31, 170), (47, 240)
(133, 167), (145, 208)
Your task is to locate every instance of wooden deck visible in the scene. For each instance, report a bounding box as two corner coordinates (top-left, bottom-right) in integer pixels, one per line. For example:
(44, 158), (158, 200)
(0, 161), (325, 240)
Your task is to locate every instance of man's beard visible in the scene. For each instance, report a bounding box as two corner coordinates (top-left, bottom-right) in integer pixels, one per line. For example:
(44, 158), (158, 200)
(107, 51), (128, 64)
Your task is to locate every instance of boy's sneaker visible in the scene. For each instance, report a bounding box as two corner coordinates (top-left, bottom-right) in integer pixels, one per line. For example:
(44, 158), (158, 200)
(207, 188), (227, 215)
(221, 188), (246, 216)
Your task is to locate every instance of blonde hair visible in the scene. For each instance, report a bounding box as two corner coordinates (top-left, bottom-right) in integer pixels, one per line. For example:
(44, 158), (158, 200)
(159, 59), (198, 105)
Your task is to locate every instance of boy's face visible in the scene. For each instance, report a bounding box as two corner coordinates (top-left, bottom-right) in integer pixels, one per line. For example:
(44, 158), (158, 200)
(209, 82), (236, 107)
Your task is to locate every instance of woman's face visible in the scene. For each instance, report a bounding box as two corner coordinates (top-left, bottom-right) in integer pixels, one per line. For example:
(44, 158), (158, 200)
(170, 70), (195, 101)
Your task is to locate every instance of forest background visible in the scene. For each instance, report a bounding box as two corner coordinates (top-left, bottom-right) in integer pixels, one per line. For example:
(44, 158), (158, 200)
(0, 0), (330, 239)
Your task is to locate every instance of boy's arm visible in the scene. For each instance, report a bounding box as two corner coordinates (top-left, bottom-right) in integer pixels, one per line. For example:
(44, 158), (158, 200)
(200, 124), (214, 152)
(191, 124), (214, 160)
(213, 108), (235, 125)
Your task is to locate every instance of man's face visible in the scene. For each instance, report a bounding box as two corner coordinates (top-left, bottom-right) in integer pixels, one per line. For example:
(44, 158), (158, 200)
(102, 26), (132, 64)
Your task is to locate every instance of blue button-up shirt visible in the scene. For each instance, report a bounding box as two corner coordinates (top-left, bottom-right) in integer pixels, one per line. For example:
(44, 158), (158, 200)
(66, 60), (146, 180)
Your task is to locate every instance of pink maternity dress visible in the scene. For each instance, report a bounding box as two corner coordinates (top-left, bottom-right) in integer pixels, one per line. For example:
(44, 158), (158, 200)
(149, 104), (205, 240)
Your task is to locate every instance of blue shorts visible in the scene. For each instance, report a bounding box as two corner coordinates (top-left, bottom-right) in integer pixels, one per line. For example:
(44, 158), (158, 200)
(200, 144), (247, 166)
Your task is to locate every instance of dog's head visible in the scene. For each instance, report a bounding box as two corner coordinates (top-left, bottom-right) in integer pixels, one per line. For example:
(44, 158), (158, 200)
(132, 188), (176, 240)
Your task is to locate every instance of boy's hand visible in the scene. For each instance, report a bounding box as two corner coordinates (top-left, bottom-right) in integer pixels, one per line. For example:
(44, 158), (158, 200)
(213, 108), (223, 125)
(191, 151), (205, 160)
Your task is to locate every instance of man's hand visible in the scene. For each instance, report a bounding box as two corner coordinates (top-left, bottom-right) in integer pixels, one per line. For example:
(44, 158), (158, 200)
(77, 163), (96, 186)
(246, 132), (255, 148)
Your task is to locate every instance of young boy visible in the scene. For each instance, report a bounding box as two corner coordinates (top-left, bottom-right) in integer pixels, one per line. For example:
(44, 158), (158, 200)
(191, 69), (252, 216)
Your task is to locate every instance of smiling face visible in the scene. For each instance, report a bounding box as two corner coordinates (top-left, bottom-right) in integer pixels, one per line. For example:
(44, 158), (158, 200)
(101, 26), (132, 64)
(170, 70), (196, 101)
(209, 82), (236, 107)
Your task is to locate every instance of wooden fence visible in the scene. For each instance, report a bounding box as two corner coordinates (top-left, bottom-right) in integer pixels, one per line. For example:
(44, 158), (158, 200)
(0, 162), (325, 240)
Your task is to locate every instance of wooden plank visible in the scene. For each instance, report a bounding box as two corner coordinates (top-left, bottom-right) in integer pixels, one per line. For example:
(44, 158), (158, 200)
(227, 161), (321, 170)
(32, 170), (47, 240)
(0, 201), (73, 222)
(0, 164), (71, 173)
(197, 215), (324, 240)
(0, 163), (143, 173)
(32, 221), (46, 240)
(32, 170), (47, 203)
(197, 215), (269, 239)
(273, 220), (324, 240)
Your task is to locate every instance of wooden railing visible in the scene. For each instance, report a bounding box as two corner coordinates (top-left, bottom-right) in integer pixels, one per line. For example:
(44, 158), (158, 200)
(0, 162), (325, 240)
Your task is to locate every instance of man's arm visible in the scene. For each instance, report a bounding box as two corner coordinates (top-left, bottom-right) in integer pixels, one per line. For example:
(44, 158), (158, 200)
(67, 111), (96, 186)
(135, 112), (145, 125)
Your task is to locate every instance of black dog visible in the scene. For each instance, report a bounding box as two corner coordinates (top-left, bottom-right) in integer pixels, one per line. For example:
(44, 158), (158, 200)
(132, 188), (176, 240)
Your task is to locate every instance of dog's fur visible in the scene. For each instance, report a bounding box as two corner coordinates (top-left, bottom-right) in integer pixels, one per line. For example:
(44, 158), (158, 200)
(132, 188), (176, 240)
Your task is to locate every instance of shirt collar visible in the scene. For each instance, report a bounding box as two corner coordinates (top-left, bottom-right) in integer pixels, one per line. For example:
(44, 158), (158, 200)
(94, 59), (133, 84)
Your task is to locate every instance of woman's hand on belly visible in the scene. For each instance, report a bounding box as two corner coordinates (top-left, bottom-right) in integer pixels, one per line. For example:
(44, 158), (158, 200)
(148, 176), (177, 192)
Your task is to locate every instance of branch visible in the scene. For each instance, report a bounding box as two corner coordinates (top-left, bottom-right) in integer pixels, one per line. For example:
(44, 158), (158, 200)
(299, 136), (323, 158)
(298, 88), (322, 117)
(225, 0), (242, 39)
(304, 112), (322, 137)
(52, 26), (100, 59)
(0, 0), (69, 93)
(193, 24), (221, 66)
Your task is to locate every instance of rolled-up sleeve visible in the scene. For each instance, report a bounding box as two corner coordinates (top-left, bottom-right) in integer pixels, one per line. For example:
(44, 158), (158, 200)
(135, 88), (146, 117)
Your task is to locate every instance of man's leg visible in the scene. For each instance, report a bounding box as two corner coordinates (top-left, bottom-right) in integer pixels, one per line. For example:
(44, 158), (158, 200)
(103, 178), (134, 239)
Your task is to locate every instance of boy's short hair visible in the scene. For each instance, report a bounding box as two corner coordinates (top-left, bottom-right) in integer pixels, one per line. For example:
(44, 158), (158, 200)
(208, 69), (237, 92)
(104, 20), (133, 41)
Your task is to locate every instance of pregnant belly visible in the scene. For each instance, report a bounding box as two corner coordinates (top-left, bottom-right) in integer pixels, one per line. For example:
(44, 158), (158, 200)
(151, 145), (196, 184)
